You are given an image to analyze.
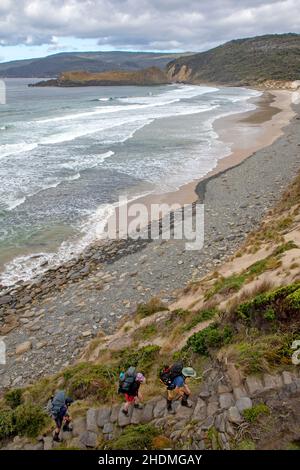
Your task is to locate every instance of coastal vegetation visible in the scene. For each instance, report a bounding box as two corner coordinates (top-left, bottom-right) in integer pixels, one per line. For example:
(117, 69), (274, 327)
(31, 67), (169, 87)
(167, 33), (300, 85)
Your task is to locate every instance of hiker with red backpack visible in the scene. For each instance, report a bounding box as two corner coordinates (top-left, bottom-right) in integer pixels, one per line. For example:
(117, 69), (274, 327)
(118, 367), (146, 416)
(160, 362), (196, 414)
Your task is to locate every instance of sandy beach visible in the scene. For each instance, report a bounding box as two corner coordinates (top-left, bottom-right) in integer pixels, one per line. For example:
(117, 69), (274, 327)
(110, 88), (296, 230)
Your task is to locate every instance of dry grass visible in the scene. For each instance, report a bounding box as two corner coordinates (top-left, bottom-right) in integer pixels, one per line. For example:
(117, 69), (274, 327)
(225, 278), (274, 315)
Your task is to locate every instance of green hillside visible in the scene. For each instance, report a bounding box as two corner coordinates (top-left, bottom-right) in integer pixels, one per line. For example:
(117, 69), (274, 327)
(167, 33), (300, 85)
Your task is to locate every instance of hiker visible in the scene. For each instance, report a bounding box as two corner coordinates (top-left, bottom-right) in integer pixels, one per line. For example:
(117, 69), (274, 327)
(47, 390), (74, 442)
(118, 367), (146, 416)
(160, 362), (196, 414)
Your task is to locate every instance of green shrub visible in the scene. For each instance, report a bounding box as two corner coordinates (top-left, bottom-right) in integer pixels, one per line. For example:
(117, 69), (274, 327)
(236, 283), (300, 323)
(243, 404), (270, 423)
(4, 389), (23, 409)
(205, 274), (246, 299)
(185, 323), (233, 355)
(0, 409), (15, 439)
(107, 424), (160, 450)
(13, 403), (50, 438)
(181, 308), (217, 332)
(263, 308), (276, 321)
(273, 241), (298, 256)
(287, 288), (300, 309)
(115, 345), (161, 374)
(136, 297), (168, 318)
(62, 363), (117, 400)
(134, 324), (158, 341)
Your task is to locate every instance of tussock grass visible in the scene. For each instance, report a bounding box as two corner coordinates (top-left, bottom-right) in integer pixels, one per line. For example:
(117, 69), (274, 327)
(136, 297), (168, 319)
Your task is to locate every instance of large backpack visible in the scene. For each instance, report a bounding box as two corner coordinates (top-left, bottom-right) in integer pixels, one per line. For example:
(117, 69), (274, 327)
(118, 366), (137, 394)
(50, 391), (66, 418)
(159, 361), (183, 389)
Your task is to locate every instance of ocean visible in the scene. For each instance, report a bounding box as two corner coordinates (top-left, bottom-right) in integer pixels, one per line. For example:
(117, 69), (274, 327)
(0, 78), (261, 286)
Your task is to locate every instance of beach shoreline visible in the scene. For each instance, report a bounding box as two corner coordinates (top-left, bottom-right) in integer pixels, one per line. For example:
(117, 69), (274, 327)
(1, 96), (300, 389)
(124, 89), (296, 218)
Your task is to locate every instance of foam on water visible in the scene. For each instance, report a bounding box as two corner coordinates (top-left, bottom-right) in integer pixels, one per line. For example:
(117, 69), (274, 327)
(0, 82), (262, 286)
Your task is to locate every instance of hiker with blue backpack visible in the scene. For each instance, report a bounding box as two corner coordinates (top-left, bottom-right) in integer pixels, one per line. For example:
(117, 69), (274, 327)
(118, 367), (146, 416)
(160, 361), (196, 414)
(46, 390), (74, 442)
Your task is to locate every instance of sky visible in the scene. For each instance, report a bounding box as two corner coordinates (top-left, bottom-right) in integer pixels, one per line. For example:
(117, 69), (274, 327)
(0, 0), (299, 62)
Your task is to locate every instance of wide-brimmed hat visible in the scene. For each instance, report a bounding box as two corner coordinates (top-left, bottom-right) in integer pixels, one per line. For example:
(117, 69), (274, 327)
(182, 367), (197, 378)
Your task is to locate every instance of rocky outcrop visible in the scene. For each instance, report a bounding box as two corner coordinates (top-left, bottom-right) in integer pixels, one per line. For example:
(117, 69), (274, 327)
(166, 64), (192, 83)
(30, 67), (170, 87)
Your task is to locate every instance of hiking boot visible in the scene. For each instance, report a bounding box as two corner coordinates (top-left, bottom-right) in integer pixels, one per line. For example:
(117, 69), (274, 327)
(122, 408), (129, 416)
(53, 433), (62, 443)
(167, 400), (176, 414)
(62, 423), (71, 432)
(181, 400), (193, 408)
(134, 404), (143, 410)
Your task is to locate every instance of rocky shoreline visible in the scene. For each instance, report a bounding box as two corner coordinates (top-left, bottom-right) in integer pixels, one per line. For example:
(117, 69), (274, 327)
(1, 102), (300, 391)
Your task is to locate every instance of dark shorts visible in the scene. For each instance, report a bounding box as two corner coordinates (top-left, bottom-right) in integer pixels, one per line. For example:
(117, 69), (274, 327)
(54, 415), (64, 428)
(54, 408), (68, 428)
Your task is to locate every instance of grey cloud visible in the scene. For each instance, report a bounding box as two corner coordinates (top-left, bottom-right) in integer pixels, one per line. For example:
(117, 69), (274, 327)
(0, 0), (299, 51)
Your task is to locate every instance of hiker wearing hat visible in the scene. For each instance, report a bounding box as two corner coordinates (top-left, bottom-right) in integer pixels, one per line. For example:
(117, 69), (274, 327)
(118, 367), (146, 416)
(160, 362), (196, 414)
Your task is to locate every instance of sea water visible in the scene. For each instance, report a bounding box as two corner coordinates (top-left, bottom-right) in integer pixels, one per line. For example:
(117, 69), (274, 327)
(0, 79), (261, 286)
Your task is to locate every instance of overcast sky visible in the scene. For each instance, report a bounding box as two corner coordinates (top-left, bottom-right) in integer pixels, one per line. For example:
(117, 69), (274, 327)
(0, 0), (299, 62)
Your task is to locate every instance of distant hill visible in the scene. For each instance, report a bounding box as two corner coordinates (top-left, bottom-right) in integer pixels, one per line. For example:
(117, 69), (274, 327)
(31, 67), (169, 87)
(167, 33), (300, 85)
(0, 51), (186, 78)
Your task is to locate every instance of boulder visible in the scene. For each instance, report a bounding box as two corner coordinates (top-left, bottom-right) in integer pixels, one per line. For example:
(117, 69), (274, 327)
(103, 422), (113, 434)
(97, 407), (111, 428)
(176, 404), (194, 419)
(110, 404), (120, 424)
(215, 413), (226, 433)
(131, 406), (143, 425)
(245, 376), (263, 396)
(86, 408), (99, 433)
(207, 401), (219, 416)
(192, 398), (207, 422)
(118, 406), (133, 427)
(217, 383), (232, 394)
(236, 397), (252, 413)
(282, 371), (293, 385)
(16, 341), (32, 355)
(141, 403), (154, 423)
(153, 399), (167, 418)
(72, 416), (86, 437)
(233, 386), (247, 400)
(80, 431), (98, 448)
(219, 393), (234, 410)
(263, 374), (283, 390)
(228, 406), (242, 424)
